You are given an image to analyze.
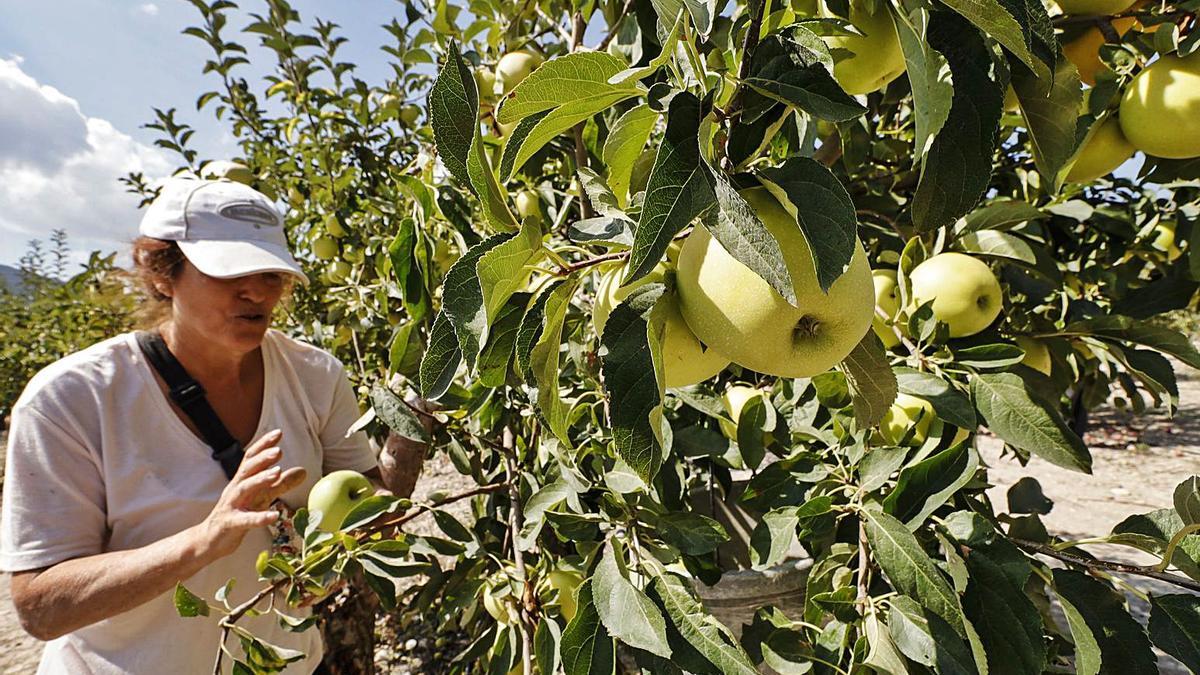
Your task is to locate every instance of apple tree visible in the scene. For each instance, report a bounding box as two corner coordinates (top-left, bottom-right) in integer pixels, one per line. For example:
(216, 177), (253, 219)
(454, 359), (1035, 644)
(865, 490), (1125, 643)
(134, 0), (1200, 672)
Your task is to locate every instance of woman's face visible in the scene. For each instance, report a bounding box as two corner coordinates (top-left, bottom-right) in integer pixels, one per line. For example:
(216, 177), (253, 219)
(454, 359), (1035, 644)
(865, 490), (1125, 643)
(166, 260), (287, 353)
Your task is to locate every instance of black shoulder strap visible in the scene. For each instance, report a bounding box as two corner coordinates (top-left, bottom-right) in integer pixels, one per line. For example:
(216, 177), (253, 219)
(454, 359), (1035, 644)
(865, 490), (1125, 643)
(134, 330), (245, 479)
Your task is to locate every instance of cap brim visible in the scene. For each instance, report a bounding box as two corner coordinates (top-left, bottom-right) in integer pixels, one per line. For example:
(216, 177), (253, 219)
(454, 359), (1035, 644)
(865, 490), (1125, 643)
(177, 239), (309, 285)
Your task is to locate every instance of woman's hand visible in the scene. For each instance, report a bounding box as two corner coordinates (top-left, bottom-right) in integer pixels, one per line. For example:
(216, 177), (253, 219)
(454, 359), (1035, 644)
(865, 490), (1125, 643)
(197, 429), (307, 560)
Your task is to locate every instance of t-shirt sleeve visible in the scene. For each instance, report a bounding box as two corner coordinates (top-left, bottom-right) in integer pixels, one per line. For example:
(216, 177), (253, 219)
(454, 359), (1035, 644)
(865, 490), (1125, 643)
(319, 365), (377, 475)
(1, 405), (107, 572)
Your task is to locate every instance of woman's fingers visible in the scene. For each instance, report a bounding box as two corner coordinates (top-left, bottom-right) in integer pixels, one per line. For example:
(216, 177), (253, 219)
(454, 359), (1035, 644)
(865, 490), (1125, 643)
(232, 465), (307, 510)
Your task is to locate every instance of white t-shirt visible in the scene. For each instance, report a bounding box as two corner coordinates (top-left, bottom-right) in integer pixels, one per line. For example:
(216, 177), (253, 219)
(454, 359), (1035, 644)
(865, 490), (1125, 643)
(1, 329), (378, 674)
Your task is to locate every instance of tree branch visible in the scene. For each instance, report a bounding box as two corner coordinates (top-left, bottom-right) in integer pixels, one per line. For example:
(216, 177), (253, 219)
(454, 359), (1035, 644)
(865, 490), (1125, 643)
(722, 0), (770, 118)
(597, 0), (637, 52)
(1009, 537), (1200, 594)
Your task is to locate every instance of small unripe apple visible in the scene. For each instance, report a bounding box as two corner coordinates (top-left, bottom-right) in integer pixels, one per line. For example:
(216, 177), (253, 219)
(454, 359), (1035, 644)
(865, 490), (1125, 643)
(909, 253), (1002, 338)
(1061, 17), (1137, 86)
(398, 104), (421, 126)
(1150, 220), (1182, 261)
(312, 236), (339, 261)
(547, 569), (583, 621)
(513, 190), (542, 224)
(495, 51), (544, 95)
(1015, 336), (1052, 376)
(324, 213), (347, 238)
(872, 269), (901, 349)
(1066, 117), (1136, 183)
(1056, 0), (1136, 15)
(482, 583), (516, 625)
(475, 67), (497, 100)
(328, 260), (353, 283)
(879, 393), (935, 446)
(200, 160), (255, 186)
(719, 385), (770, 440)
(307, 470), (373, 532)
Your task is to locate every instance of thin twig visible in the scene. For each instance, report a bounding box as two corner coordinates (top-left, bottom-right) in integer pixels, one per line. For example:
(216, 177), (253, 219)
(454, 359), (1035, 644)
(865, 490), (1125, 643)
(597, 0), (638, 51)
(857, 522), (871, 606)
(1009, 537), (1200, 594)
(503, 428), (534, 675)
(722, 0), (769, 119)
(570, 11), (595, 220)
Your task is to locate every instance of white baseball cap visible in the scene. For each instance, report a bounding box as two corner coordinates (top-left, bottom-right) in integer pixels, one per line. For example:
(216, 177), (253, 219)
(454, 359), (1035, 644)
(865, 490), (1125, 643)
(139, 178), (308, 284)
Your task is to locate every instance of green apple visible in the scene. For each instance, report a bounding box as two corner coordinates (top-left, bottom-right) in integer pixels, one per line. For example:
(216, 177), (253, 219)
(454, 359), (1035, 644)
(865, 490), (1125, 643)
(495, 51), (544, 95)
(909, 253), (1002, 338)
(593, 264), (730, 388)
(514, 189), (542, 224)
(872, 269), (901, 349)
(1120, 51), (1200, 159)
(1015, 336), (1052, 376)
(475, 67), (497, 100)
(547, 569), (583, 621)
(482, 583), (516, 625)
(312, 236), (339, 261)
(819, 0), (906, 95)
(718, 385), (770, 439)
(676, 187), (875, 378)
(323, 213), (347, 238)
(1057, 0), (1136, 14)
(328, 260), (353, 283)
(200, 160), (255, 185)
(1150, 220), (1182, 261)
(879, 393), (935, 446)
(398, 104), (421, 126)
(1062, 17), (1137, 86)
(307, 470), (373, 532)
(1066, 117), (1136, 183)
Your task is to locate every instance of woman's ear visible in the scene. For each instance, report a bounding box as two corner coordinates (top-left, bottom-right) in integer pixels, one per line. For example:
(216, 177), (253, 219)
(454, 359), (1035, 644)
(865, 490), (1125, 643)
(155, 281), (173, 299)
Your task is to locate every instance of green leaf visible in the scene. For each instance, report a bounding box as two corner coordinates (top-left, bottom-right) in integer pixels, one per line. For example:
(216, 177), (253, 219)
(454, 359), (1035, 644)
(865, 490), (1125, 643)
(625, 92), (716, 284)
(495, 52), (635, 124)
(535, 616), (563, 675)
(1052, 570), (1158, 675)
(602, 284), (667, 482)
(938, 0), (1044, 73)
(896, 368), (976, 429)
(500, 91), (639, 182)
(957, 199), (1047, 233)
(1149, 594), (1200, 673)
(888, 595), (978, 675)
(758, 156), (859, 293)
(884, 443), (979, 528)
(1007, 477), (1054, 515)
(649, 572), (759, 675)
(477, 219), (543, 324)
(1057, 315), (1200, 369)
(1011, 52), (1084, 194)
(841, 332), (899, 430)
(862, 508), (967, 635)
(418, 312), (462, 400)
(515, 280), (557, 377)
(174, 584), (210, 618)
(971, 372), (1092, 473)
(593, 541), (672, 658)
(477, 292), (530, 388)
(428, 41), (478, 191)
(963, 546), (1046, 675)
(655, 511), (729, 556)
(742, 29), (867, 122)
(894, 4), (955, 161)
(518, 480), (572, 551)
(442, 234), (512, 368)
(955, 230), (1038, 265)
(750, 506), (801, 570)
(530, 278), (580, 444)
(860, 446), (910, 493)
(864, 610), (910, 675)
(1175, 477), (1200, 526)
(602, 104), (658, 209)
(561, 580), (616, 675)
(952, 343), (1026, 369)
(910, 13), (1003, 233)
(701, 173), (796, 306)
(1112, 508), (1200, 580)
(370, 384), (429, 443)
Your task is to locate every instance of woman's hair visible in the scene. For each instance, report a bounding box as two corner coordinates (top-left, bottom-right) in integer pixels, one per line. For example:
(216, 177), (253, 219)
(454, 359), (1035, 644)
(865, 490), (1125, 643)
(129, 236), (297, 329)
(130, 236), (186, 328)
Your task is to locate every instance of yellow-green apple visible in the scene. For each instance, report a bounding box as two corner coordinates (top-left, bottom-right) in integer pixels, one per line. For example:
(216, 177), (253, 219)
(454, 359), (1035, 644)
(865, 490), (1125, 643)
(514, 190), (542, 224)
(819, 0), (906, 95)
(872, 269), (901, 349)
(476, 67), (497, 100)
(324, 213), (347, 238)
(879, 393), (935, 446)
(909, 253), (1002, 337)
(482, 583), (516, 625)
(307, 470), (373, 532)
(1066, 117), (1136, 183)
(718, 385), (770, 439)
(1057, 0), (1136, 14)
(1062, 17), (1137, 85)
(312, 236), (339, 261)
(398, 104), (421, 126)
(495, 51), (544, 95)
(1015, 336), (1052, 375)
(594, 264), (729, 388)
(676, 187), (875, 378)
(200, 160), (255, 185)
(547, 569), (583, 621)
(327, 260), (353, 283)
(1119, 51), (1200, 159)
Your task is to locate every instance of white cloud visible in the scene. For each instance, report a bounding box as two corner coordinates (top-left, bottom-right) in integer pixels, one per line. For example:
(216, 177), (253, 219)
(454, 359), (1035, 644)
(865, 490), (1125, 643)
(0, 58), (174, 271)
(136, 3), (160, 17)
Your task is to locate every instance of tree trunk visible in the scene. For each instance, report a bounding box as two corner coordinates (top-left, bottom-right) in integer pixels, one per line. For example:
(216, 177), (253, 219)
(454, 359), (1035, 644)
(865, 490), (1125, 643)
(315, 577), (380, 675)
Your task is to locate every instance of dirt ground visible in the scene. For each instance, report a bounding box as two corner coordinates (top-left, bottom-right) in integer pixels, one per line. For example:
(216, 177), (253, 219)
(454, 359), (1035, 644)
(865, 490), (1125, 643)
(2, 363), (1199, 673)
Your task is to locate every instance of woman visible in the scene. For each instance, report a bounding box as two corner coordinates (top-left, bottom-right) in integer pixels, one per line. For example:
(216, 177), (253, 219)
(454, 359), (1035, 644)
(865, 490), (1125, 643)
(1, 177), (382, 673)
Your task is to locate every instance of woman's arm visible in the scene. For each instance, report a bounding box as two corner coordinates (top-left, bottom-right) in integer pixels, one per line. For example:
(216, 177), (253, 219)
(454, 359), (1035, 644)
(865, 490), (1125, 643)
(9, 429), (306, 641)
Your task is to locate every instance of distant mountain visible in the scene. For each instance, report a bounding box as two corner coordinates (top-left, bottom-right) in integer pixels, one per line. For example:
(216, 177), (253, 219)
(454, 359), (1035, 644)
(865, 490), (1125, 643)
(0, 265), (23, 293)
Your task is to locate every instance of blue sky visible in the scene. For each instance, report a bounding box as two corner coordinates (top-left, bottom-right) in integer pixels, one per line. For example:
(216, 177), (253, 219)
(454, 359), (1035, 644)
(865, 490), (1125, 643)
(0, 0), (407, 269)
